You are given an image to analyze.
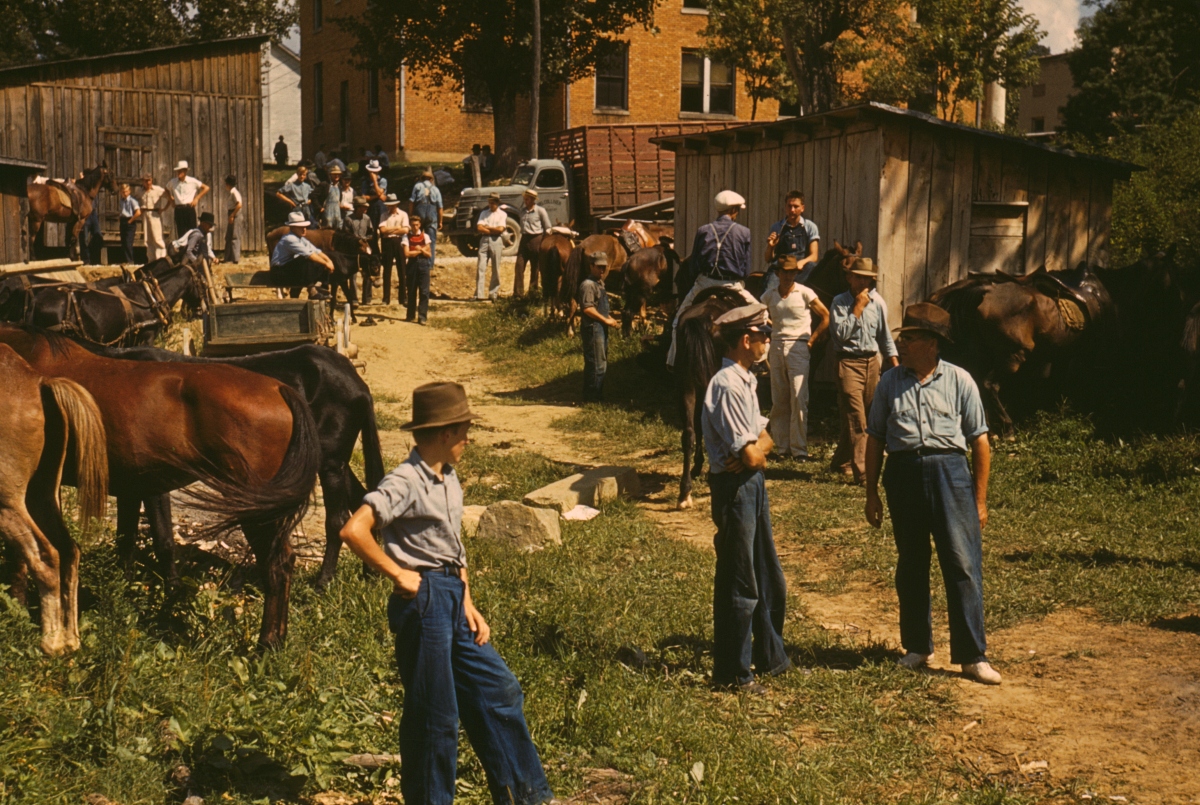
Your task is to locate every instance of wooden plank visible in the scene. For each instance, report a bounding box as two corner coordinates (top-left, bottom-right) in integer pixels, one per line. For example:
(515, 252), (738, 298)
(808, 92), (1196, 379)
(828, 133), (845, 244)
(801, 139), (814, 206)
(926, 132), (956, 296)
(1067, 161), (1090, 269)
(973, 143), (1002, 202)
(1001, 144), (1029, 203)
(876, 122), (910, 326)
(904, 128), (934, 305)
(1044, 158), (1070, 271)
(1024, 153), (1048, 274)
(859, 128), (882, 260)
(1088, 173), (1113, 268)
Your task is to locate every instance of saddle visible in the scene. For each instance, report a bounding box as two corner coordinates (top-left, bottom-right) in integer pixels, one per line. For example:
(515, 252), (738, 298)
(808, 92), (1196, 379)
(1024, 266), (1111, 327)
(617, 228), (643, 257)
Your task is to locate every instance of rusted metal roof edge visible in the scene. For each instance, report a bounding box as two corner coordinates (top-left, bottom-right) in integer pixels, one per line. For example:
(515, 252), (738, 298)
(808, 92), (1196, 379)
(0, 156), (47, 170)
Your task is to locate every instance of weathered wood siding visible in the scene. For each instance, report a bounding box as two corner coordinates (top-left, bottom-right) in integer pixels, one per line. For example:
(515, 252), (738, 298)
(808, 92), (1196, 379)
(0, 39), (265, 251)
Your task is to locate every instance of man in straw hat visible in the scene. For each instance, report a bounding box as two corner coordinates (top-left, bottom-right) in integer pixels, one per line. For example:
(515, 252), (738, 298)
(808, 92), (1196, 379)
(667, 189), (758, 366)
(475, 192), (507, 301)
(379, 193), (410, 305)
(270, 210), (335, 299)
(340, 383), (557, 805)
(829, 257), (899, 484)
(166, 159), (209, 239)
(513, 188), (553, 297)
(864, 303), (1001, 685)
(701, 302), (790, 695)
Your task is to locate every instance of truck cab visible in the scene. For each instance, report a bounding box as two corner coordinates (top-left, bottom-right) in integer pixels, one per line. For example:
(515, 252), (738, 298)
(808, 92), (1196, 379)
(447, 158), (574, 257)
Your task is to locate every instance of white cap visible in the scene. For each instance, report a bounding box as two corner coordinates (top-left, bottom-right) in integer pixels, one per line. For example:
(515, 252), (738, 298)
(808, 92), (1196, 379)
(286, 210), (311, 227)
(366, 160), (382, 173)
(175, 160), (189, 172)
(715, 189), (745, 211)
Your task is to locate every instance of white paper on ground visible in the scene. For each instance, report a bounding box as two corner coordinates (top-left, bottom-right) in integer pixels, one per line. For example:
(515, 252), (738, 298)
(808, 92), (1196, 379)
(562, 504), (601, 521)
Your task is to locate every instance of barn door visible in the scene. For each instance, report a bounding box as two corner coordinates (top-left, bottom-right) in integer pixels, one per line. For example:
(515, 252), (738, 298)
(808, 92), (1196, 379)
(98, 127), (157, 243)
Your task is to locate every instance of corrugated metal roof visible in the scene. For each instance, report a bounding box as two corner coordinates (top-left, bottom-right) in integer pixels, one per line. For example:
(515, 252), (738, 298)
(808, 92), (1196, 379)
(653, 102), (1141, 177)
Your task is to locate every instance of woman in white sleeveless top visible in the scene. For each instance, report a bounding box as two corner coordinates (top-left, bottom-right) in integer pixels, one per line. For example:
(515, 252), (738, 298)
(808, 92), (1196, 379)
(760, 254), (830, 458)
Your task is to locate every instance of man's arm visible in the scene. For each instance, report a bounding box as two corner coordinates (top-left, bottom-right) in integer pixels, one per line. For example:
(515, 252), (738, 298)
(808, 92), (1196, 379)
(808, 297), (830, 348)
(582, 305), (619, 328)
(129, 203), (142, 223)
(971, 434), (990, 529)
(458, 567), (490, 645)
(800, 238), (819, 268)
(726, 430), (774, 473)
(864, 435), (886, 527)
(193, 182), (210, 206)
(276, 189), (297, 208)
(340, 505), (422, 596)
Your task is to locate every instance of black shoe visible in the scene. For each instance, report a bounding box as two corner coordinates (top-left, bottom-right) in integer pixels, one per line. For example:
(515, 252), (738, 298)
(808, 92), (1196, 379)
(418, 319), (428, 326)
(360, 317), (377, 327)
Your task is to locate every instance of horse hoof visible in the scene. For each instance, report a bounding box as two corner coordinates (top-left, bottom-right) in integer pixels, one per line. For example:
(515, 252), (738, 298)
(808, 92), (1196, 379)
(678, 495), (693, 510)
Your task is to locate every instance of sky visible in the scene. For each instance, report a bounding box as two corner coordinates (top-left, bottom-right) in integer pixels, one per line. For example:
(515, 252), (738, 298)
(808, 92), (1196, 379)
(1022, 0), (1085, 54)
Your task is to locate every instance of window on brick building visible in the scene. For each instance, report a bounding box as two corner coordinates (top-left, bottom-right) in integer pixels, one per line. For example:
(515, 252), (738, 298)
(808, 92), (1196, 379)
(314, 62), (324, 125)
(1031, 116), (1045, 133)
(683, 0), (708, 10)
(367, 68), (380, 112)
(1032, 83), (1046, 98)
(340, 80), (350, 142)
(595, 45), (628, 111)
(463, 77), (492, 112)
(314, 0), (323, 30)
(681, 51), (735, 116)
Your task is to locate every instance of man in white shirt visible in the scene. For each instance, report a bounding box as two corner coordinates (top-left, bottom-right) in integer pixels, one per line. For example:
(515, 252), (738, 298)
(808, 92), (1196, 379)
(475, 193), (507, 301)
(379, 194), (410, 306)
(140, 174), (169, 261)
(514, 189), (552, 297)
(166, 160), (209, 239)
(224, 174), (244, 264)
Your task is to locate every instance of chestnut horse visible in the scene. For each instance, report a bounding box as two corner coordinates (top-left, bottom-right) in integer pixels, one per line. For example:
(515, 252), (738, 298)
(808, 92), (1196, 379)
(26, 164), (117, 261)
(0, 344), (107, 655)
(535, 232), (575, 319)
(0, 324), (322, 649)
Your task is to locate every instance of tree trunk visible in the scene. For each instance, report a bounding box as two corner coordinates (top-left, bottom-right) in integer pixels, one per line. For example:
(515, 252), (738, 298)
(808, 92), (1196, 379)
(492, 92), (523, 178)
(779, 27), (813, 113)
(530, 0), (541, 159)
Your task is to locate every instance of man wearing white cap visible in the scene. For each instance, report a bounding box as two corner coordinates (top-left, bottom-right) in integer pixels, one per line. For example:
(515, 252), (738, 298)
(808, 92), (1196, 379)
(667, 190), (758, 366)
(270, 210), (335, 298)
(513, 188), (552, 297)
(166, 160), (210, 240)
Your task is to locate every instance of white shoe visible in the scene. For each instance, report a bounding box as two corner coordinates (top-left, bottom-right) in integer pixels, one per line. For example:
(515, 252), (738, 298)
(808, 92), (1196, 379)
(962, 661), (1002, 685)
(897, 651), (931, 669)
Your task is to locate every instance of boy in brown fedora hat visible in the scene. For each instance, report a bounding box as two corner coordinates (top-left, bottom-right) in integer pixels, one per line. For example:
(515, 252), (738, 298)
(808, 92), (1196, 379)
(339, 382), (556, 804)
(863, 303), (1001, 686)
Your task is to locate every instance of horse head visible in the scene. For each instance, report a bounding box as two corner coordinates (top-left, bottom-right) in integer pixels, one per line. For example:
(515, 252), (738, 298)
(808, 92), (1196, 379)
(803, 239), (862, 305)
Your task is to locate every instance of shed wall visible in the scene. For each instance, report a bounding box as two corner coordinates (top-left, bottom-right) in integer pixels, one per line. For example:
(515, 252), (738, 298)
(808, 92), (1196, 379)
(0, 44), (264, 252)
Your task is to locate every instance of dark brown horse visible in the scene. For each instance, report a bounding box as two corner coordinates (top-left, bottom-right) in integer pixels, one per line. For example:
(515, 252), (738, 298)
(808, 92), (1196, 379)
(560, 234), (626, 336)
(26, 164), (117, 261)
(0, 324), (322, 649)
(536, 232), (575, 319)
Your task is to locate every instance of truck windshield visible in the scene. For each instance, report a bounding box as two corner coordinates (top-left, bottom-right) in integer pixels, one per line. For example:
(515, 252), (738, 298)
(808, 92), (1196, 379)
(511, 165), (535, 186)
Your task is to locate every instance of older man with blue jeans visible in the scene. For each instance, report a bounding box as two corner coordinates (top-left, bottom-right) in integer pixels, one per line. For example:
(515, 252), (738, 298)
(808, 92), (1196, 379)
(864, 302), (1001, 686)
(702, 302), (790, 695)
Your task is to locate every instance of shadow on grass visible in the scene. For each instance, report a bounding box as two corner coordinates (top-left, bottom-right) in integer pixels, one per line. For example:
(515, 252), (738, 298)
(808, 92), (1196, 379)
(1002, 547), (1200, 574)
(1149, 614), (1200, 633)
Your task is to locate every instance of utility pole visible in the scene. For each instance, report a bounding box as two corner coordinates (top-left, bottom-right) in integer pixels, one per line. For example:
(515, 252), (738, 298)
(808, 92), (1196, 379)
(530, 0), (541, 159)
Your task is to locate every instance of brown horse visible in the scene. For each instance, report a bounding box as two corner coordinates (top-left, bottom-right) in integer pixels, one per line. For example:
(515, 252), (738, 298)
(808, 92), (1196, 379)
(560, 234), (626, 336)
(26, 164), (117, 261)
(0, 344), (107, 655)
(536, 232), (575, 319)
(0, 324), (322, 649)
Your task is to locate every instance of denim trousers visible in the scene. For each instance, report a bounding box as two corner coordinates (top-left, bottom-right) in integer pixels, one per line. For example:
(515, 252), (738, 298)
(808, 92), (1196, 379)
(882, 452), (988, 665)
(406, 259), (432, 323)
(709, 470), (790, 686)
(581, 323), (607, 402)
(119, 217), (136, 264)
(388, 571), (553, 805)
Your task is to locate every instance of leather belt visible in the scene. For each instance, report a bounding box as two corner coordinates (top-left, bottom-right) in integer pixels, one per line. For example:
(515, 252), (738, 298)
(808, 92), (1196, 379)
(892, 447), (965, 457)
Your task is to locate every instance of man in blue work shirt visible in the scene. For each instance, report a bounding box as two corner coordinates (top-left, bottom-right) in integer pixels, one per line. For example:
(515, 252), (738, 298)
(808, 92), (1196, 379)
(864, 302), (1001, 686)
(409, 168), (444, 261)
(702, 302), (790, 695)
(763, 190), (820, 293)
(829, 257), (899, 483)
(270, 210), (335, 298)
(667, 190), (758, 366)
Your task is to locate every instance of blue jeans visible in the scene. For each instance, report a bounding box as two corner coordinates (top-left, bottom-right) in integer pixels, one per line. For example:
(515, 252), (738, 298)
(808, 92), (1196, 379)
(119, 217), (136, 264)
(883, 452), (988, 665)
(387, 571), (552, 805)
(427, 228), (438, 261)
(581, 323), (607, 402)
(406, 258), (431, 323)
(709, 470), (789, 686)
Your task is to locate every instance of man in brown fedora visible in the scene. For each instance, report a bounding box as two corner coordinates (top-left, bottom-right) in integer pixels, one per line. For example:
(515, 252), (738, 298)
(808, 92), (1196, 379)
(863, 303), (1001, 686)
(829, 257), (899, 483)
(339, 382), (556, 803)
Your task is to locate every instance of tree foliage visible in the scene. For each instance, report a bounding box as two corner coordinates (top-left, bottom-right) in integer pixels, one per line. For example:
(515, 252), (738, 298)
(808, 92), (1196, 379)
(1062, 0), (1200, 140)
(700, 0), (788, 120)
(339, 0), (656, 168)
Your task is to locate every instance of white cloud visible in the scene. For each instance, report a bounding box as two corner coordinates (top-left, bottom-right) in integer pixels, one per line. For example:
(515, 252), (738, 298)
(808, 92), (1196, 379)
(1019, 0), (1083, 54)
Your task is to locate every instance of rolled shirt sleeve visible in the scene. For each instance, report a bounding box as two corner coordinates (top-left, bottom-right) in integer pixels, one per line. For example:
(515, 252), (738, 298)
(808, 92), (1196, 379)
(362, 469), (415, 529)
(866, 369), (893, 442)
(959, 373), (989, 441)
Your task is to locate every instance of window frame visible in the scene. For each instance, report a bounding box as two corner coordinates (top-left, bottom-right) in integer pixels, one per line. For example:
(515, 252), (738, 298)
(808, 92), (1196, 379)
(594, 44), (630, 112)
(680, 50), (735, 117)
(339, 79), (350, 143)
(313, 62), (324, 125)
(367, 68), (380, 113)
(682, 0), (709, 13)
(313, 0), (323, 31)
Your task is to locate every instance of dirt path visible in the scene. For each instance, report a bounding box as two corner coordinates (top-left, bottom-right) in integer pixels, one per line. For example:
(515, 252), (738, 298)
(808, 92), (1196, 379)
(341, 300), (1200, 804)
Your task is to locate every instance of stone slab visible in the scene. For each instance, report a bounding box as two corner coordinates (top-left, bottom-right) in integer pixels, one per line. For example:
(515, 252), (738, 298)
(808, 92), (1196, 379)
(522, 466), (640, 514)
(476, 500), (561, 549)
(462, 504), (487, 537)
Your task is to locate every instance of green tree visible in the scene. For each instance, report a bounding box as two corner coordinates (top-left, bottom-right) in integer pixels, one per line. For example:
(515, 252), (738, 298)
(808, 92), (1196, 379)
(49, 0), (184, 56)
(1062, 0), (1200, 140)
(902, 0), (1044, 123)
(184, 0), (297, 45)
(338, 0), (656, 171)
(0, 0), (55, 66)
(701, 0), (788, 120)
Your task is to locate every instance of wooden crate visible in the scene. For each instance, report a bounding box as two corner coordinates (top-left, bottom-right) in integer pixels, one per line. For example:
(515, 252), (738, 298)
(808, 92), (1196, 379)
(202, 299), (328, 356)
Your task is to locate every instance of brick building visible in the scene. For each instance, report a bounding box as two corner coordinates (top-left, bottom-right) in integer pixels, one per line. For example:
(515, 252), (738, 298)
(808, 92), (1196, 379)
(1017, 52), (1076, 138)
(298, 0), (778, 164)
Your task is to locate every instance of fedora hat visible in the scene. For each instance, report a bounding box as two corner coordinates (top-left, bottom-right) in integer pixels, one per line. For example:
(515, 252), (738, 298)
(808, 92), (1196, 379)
(174, 160), (189, 172)
(286, 210), (311, 227)
(487, 191), (502, 202)
(366, 159), (383, 173)
(353, 195), (371, 207)
(401, 382), (479, 430)
(199, 211), (215, 225)
(848, 257), (878, 279)
(896, 302), (953, 342)
(384, 193), (401, 205)
(327, 163), (344, 175)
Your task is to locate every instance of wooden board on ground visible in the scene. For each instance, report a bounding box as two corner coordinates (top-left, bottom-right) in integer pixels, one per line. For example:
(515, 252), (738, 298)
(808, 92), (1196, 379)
(202, 299), (329, 356)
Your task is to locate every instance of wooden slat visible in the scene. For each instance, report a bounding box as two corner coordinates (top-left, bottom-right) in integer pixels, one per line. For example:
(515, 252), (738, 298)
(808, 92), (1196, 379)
(1088, 173), (1113, 268)
(877, 122), (910, 325)
(1044, 158), (1070, 271)
(1067, 161), (1091, 269)
(828, 133), (845, 243)
(1001, 144), (1029, 203)
(926, 132), (956, 296)
(973, 143), (1002, 202)
(1024, 153), (1048, 274)
(904, 128), (934, 305)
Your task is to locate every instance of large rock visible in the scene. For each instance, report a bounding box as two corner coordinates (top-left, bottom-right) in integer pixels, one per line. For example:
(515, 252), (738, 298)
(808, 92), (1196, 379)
(476, 501), (561, 549)
(522, 466), (640, 514)
(462, 504), (487, 537)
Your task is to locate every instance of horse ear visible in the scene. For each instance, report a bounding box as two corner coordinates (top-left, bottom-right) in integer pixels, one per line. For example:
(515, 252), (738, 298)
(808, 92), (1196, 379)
(833, 239), (844, 255)
(854, 240), (863, 256)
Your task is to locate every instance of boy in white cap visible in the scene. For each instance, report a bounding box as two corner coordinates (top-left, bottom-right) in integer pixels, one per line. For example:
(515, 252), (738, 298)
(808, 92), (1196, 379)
(667, 189), (758, 366)
(702, 302), (790, 695)
(166, 160), (209, 239)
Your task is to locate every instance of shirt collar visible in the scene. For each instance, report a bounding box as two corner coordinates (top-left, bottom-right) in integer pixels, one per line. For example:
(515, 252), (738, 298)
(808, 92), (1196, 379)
(720, 357), (755, 384)
(407, 447), (451, 487)
(903, 359), (945, 383)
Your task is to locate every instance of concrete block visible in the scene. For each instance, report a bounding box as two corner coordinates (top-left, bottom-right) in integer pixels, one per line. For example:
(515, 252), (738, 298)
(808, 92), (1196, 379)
(522, 466), (640, 514)
(462, 504), (487, 537)
(476, 501), (561, 549)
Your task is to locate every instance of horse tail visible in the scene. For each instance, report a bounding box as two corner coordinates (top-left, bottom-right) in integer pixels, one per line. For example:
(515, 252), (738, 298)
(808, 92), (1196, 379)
(560, 244), (584, 306)
(42, 377), (108, 528)
(676, 314), (718, 401)
(359, 391), (385, 491)
(182, 384), (321, 539)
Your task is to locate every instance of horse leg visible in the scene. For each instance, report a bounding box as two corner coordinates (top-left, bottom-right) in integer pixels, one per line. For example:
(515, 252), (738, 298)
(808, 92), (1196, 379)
(566, 298), (579, 338)
(26, 470), (80, 652)
(0, 508), (66, 655)
(144, 493), (179, 586)
(69, 216), (84, 262)
(982, 376), (1015, 439)
(679, 389), (696, 509)
(115, 495), (142, 575)
(242, 520), (295, 650)
(27, 216), (43, 262)
(313, 464), (352, 591)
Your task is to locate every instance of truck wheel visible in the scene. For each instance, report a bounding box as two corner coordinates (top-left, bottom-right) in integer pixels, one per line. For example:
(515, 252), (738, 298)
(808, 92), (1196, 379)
(453, 236), (479, 257)
(501, 215), (522, 257)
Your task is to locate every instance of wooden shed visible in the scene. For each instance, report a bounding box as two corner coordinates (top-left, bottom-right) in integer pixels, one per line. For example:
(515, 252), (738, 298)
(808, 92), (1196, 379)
(0, 156), (46, 264)
(0, 35), (268, 256)
(654, 102), (1139, 324)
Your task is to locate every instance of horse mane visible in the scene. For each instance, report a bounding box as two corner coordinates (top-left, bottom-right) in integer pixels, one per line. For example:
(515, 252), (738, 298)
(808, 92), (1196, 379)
(13, 323), (80, 358)
(76, 164), (107, 193)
